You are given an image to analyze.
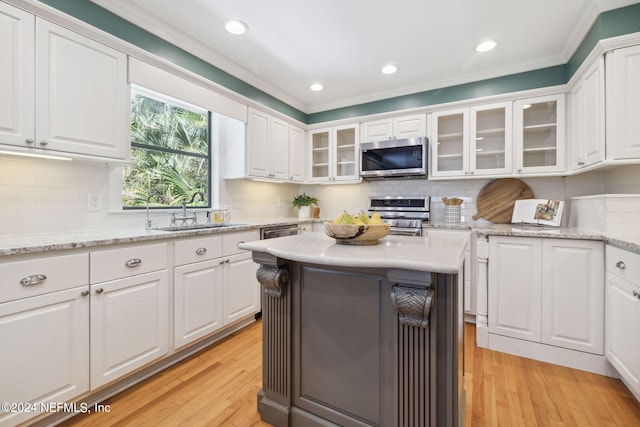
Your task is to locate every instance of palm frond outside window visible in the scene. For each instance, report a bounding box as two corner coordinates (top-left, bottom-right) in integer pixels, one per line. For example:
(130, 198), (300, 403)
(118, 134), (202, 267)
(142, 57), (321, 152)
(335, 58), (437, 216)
(123, 87), (211, 209)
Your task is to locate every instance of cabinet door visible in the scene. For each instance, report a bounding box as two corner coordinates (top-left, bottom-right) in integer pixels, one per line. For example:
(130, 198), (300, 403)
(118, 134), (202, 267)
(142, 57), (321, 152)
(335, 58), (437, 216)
(571, 57), (605, 169)
(0, 3), (34, 148)
(288, 125), (305, 181)
(223, 252), (259, 325)
(361, 118), (392, 142)
(606, 45), (640, 159)
(431, 108), (469, 177)
(0, 287), (89, 427)
(35, 19), (129, 159)
(514, 94), (565, 173)
(470, 102), (512, 176)
(541, 239), (604, 354)
(90, 270), (168, 388)
(333, 124), (359, 181)
(174, 259), (224, 349)
(488, 237), (541, 342)
(393, 114), (426, 139)
(605, 273), (640, 397)
(309, 128), (331, 181)
(246, 108), (270, 177)
(269, 116), (289, 180)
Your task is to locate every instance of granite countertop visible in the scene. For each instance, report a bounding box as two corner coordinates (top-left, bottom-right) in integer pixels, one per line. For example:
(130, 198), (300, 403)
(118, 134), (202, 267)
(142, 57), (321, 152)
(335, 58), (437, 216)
(1, 217), (639, 257)
(239, 232), (467, 274)
(0, 218), (313, 257)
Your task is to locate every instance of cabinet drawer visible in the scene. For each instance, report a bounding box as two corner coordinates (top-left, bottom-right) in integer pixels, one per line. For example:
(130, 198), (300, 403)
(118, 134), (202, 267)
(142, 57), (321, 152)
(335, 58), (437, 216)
(223, 230), (259, 255)
(0, 253), (88, 303)
(175, 235), (223, 266)
(90, 243), (167, 284)
(607, 245), (640, 284)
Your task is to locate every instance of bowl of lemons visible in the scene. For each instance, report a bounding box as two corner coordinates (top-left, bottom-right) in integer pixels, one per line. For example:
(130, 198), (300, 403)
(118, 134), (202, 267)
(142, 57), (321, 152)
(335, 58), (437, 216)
(324, 211), (390, 245)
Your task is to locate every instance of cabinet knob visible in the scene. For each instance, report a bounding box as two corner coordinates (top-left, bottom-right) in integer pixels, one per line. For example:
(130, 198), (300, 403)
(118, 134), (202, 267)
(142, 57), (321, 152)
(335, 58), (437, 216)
(125, 258), (142, 268)
(39, 140), (48, 147)
(633, 290), (640, 299)
(25, 138), (34, 144)
(195, 247), (207, 255)
(20, 274), (47, 286)
(576, 160), (585, 166)
(616, 261), (626, 269)
(81, 290), (90, 297)
(95, 288), (104, 294)
(517, 168), (522, 173)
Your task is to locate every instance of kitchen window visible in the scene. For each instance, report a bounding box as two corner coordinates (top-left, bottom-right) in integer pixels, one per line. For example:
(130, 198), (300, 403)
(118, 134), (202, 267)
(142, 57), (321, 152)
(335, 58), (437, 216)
(123, 86), (211, 209)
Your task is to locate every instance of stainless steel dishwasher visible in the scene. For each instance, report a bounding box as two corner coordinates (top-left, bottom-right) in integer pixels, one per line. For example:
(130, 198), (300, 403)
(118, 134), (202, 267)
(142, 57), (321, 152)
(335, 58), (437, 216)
(260, 224), (300, 240)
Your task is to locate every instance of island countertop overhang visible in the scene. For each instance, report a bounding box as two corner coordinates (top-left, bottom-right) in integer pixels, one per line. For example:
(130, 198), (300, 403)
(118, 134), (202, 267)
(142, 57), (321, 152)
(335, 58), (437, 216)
(239, 232), (467, 274)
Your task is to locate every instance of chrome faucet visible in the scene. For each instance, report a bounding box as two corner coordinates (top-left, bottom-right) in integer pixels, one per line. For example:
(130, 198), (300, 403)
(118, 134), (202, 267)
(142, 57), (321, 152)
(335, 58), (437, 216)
(170, 191), (206, 226)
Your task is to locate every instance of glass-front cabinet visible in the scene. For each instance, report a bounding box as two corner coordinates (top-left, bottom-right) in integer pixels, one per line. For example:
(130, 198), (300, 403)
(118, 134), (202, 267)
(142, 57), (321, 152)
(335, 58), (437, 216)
(431, 102), (511, 177)
(514, 94), (565, 174)
(309, 124), (359, 182)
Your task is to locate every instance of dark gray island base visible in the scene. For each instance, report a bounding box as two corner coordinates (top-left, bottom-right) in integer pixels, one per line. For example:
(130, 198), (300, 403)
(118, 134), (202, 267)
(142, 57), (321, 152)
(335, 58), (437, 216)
(245, 233), (465, 427)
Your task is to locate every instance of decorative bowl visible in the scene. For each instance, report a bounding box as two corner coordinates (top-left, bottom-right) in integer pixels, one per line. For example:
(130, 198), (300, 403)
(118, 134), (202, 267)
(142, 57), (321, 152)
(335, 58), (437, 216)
(324, 222), (391, 245)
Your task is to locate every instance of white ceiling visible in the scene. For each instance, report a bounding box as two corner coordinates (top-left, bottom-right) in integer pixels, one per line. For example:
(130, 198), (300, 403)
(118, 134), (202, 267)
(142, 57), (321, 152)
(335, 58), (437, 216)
(92, 0), (638, 114)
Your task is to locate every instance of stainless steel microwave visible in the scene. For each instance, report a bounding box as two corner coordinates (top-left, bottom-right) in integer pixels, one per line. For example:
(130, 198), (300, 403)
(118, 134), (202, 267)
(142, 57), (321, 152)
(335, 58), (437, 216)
(360, 137), (428, 178)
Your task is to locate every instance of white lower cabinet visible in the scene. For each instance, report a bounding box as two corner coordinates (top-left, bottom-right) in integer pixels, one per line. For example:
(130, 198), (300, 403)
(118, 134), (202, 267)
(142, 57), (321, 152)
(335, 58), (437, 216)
(0, 287), (89, 427)
(605, 245), (640, 399)
(174, 231), (259, 349)
(488, 236), (604, 354)
(224, 252), (260, 324)
(174, 235), (224, 349)
(89, 243), (169, 389)
(0, 253), (89, 427)
(222, 231), (260, 325)
(90, 271), (168, 389)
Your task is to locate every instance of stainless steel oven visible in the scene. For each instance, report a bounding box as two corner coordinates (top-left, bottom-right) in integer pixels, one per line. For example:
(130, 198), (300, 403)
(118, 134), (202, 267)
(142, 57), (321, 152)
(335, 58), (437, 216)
(368, 196), (429, 236)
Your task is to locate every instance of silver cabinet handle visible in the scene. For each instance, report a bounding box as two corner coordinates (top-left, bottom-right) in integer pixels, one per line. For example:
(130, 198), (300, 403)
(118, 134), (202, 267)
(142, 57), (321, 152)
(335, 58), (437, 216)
(25, 138), (34, 144)
(576, 160), (585, 166)
(633, 290), (640, 299)
(81, 290), (90, 297)
(225, 259), (230, 263)
(195, 247), (207, 255)
(616, 261), (626, 269)
(95, 288), (104, 294)
(125, 258), (142, 268)
(20, 274), (47, 286)
(39, 140), (48, 146)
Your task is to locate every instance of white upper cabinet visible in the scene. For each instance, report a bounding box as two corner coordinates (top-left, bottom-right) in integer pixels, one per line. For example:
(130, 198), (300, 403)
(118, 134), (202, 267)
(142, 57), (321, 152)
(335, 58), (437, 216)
(431, 102), (511, 177)
(246, 107), (305, 182)
(35, 19), (129, 159)
(309, 124), (360, 183)
(570, 56), (605, 170)
(0, 4), (129, 160)
(288, 125), (306, 181)
(606, 44), (640, 160)
(361, 113), (426, 142)
(513, 94), (565, 174)
(0, 2), (34, 148)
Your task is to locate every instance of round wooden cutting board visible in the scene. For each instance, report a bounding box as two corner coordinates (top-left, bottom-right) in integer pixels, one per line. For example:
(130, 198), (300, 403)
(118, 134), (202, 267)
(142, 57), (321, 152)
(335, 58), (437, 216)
(472, 178), (534, 223)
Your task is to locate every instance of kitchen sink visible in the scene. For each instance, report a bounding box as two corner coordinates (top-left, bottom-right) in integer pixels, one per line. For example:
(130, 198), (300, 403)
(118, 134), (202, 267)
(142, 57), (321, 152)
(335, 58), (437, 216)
(152, 222), (248, 232)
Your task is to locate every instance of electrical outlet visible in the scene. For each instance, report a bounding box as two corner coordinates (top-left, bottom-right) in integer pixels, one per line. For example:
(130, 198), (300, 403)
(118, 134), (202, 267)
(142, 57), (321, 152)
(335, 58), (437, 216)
(88, 193), (102, 211)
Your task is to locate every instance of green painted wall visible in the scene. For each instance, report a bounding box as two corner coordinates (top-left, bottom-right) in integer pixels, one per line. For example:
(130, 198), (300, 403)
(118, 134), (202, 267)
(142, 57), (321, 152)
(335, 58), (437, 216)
(37, 0), (640, 125)
(567, 3), (640, 77)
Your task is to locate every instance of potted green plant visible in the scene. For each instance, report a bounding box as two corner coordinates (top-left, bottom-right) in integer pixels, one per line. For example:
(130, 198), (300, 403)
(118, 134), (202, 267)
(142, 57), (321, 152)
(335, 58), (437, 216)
(291, 193), (319, 218)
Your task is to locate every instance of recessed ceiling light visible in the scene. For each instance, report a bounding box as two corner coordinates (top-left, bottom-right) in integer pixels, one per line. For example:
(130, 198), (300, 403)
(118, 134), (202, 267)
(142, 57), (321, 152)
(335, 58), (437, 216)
(475, 40), (497, 53)
(310, 83), (324, 91)
(224, 20), (248, 35)
(381, 64), (398, 75)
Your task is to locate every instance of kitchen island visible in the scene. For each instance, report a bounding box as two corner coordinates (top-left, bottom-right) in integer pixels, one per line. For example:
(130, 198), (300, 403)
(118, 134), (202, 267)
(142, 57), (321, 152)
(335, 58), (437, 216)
(239, 232), (467, 427)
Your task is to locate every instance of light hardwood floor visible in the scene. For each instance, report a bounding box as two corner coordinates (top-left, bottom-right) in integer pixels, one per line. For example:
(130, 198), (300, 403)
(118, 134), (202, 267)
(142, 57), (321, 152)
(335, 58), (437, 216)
(61, 321), (640, 427)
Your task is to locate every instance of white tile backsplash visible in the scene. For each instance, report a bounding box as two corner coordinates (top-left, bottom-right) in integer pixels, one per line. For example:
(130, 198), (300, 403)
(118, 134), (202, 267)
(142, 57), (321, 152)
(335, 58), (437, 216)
(1, 154), (640, 237)
(570, 194), (640, 238)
